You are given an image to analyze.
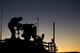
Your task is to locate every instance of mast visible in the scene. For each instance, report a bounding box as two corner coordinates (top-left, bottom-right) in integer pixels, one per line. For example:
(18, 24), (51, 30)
(37, 18), (39, 36)
(53, 21), (56, 52)
(53, 22), (55, 43)
(0, 1), (3, 40)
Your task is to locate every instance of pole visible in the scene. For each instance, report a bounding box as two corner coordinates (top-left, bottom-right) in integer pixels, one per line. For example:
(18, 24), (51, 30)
(0, 1), (3, 40)
(37, 18), (39, 36)
(53, 22), (56, 52)
(53, 22), (55, 43)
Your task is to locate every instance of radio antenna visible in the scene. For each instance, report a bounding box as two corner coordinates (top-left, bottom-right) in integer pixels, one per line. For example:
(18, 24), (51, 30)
(0, 1), (3, 40)
(37, 17), (39, 36)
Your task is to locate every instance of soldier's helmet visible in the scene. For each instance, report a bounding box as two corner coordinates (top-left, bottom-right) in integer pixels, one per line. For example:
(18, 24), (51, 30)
(18, 17), (23, 21)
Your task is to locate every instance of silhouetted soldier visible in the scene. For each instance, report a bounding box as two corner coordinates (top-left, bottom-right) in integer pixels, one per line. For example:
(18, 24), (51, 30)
(8, 17), (23, 39)
(36, 34), (45, 48)
(36, 34), (49, 53)
(41, 34), (45, 40)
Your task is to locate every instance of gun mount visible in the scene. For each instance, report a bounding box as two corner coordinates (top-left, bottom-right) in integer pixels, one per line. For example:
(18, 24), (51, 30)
(0, 18), (57, 53)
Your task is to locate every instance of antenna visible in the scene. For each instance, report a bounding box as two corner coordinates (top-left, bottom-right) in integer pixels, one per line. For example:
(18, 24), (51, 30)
(0, 1), (3, 40)
(53, 21), (57, 52)
(53, 22), (55, 42)
(37, 17), (39, 36)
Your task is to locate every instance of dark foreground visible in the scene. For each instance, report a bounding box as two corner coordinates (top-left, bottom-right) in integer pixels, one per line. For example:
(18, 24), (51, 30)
(0, 38), (51, 53)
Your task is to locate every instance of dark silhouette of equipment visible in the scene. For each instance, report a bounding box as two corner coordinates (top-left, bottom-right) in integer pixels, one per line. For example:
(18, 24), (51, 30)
(0, 17), (58, 53)
(21, 23), (37, 41)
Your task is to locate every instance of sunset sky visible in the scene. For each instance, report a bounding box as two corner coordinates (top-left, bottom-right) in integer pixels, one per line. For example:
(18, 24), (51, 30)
(0, 0), (80, 52)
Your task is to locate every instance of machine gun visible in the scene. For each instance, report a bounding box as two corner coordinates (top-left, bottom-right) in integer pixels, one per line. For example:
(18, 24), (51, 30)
(21, 23), (37, 40)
